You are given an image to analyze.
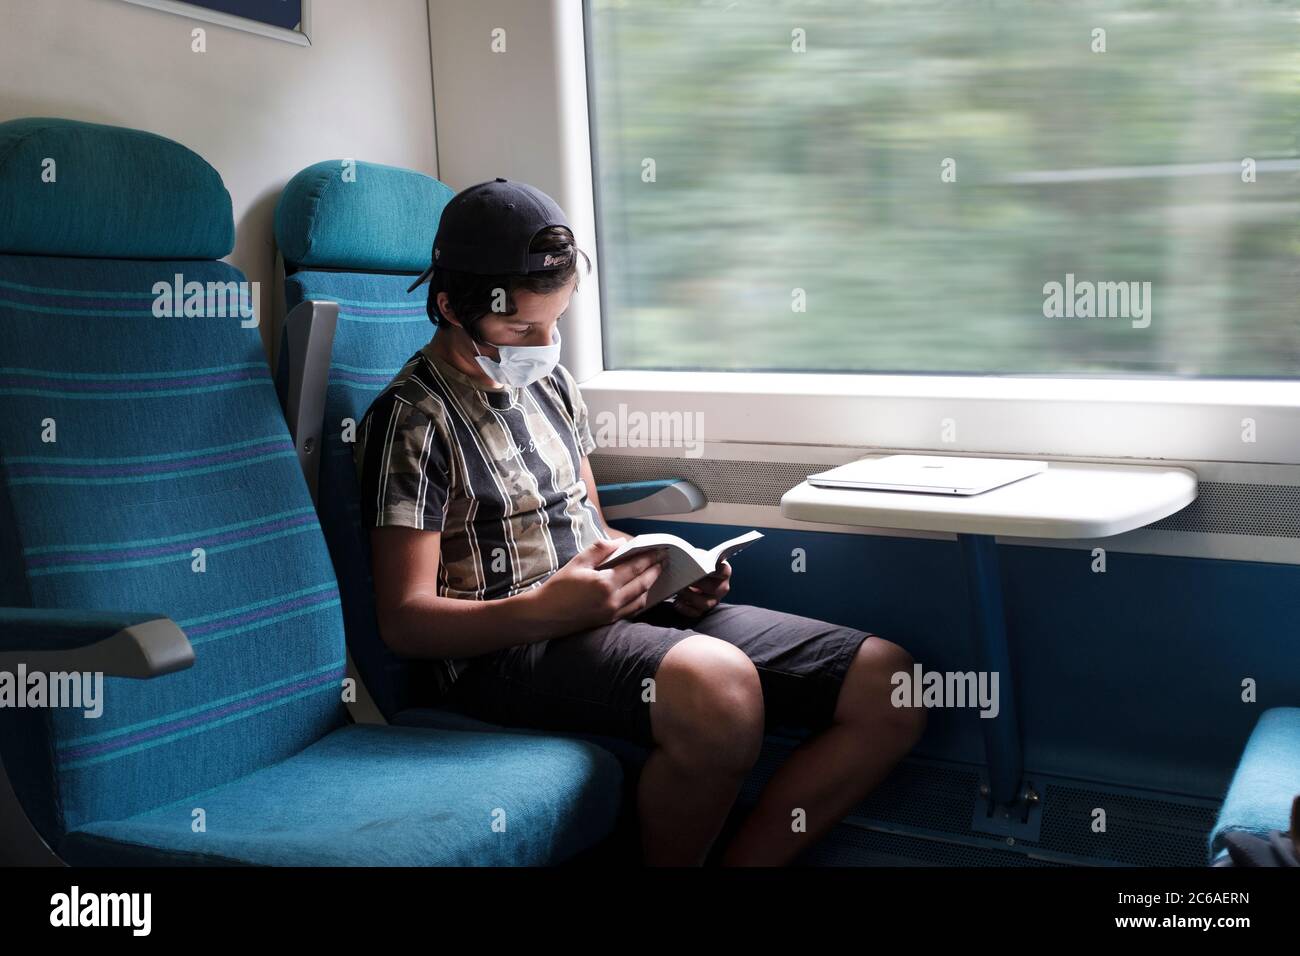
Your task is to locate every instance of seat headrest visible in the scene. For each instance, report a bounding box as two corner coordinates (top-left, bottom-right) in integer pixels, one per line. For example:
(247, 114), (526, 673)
(0, 117), (234, 260)
(275, 160), (454, 273)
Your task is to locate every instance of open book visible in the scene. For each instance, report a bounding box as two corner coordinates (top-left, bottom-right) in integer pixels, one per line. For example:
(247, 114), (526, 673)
(597, 530), (764, 608)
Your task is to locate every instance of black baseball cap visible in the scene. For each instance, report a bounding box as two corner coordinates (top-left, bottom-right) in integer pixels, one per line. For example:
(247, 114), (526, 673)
(406, 177), (572, 293)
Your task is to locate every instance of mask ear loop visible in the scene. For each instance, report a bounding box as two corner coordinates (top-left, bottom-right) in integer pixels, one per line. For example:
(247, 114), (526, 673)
(465, 327), (514, 392)
(465, 322), (497, 361)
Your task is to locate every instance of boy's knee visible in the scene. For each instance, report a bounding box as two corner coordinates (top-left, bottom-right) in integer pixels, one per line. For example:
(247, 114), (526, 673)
(840, 636), (926, 743)
(651, 635), (765, 773)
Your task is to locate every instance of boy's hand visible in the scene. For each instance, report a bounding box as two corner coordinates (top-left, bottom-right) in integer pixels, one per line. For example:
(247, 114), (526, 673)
(671, 560), (731, 619)
(531, 539), (668, 632)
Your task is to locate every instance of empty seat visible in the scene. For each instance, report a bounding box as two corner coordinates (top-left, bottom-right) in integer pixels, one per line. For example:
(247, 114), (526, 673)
(62, 723), (615, 866)
(1208, 707), (1300, 863)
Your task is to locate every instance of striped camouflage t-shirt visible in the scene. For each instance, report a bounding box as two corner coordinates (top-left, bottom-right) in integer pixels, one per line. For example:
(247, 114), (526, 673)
(355, 337), (609, 610)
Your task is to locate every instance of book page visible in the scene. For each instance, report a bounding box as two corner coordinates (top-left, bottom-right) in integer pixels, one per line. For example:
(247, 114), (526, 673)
(641, 547), (714, 607)
(597, 532), (696, 567)
(706, 530), (764, 566)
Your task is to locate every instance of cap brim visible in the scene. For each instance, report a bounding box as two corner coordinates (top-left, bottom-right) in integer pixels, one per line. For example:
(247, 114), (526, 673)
(406, 264), (435, 294)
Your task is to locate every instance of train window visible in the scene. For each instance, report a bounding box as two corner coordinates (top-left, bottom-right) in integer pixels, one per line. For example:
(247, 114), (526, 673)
(586, 0), (1299, 377)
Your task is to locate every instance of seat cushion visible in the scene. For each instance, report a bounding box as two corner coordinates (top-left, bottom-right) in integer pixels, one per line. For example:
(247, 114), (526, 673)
(393, 706), (653, 776)
(1208, 707), (1300, 860)
(275, 160), (451, 272)
(0, 117), (233, 260)
(59, 723), (622, 866)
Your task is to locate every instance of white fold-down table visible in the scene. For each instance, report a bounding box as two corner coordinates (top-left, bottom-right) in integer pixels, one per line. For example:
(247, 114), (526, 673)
(781, 458), (1197, 831)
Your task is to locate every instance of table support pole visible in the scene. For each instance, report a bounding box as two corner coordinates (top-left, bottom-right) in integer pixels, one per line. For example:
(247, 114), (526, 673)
(957, 533), (1024, 808)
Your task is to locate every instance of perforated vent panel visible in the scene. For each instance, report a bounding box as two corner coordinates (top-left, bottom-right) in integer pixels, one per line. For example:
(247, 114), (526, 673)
(1149, 481), (1300, 536)
(1037, 784), (1217, 868)
(736, 738), (1217, 867)
(591, 454), (815, 508)
(794, 826), (1064, 867)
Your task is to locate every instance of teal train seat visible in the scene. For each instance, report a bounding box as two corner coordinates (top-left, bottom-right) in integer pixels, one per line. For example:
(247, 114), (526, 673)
(1208, 707), (1300, 864)
(0, 117), (621, 865)
(272, 161), (703, 767)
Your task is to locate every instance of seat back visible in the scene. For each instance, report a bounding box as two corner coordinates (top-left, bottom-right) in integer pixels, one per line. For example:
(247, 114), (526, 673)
(274, 161), (454, 718)
(0, 119), (347, 838)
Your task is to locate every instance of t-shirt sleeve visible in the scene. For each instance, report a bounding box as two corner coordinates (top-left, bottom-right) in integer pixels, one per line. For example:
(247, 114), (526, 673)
(556, 364), (597, 457)
(355, 393), (451, 531)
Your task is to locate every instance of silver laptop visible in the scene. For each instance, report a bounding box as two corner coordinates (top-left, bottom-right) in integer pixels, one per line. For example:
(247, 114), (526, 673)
(807, 454), (1047, 496)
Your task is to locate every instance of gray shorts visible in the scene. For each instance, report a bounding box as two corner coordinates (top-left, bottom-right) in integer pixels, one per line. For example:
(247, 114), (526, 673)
(439, 601), (874, 749)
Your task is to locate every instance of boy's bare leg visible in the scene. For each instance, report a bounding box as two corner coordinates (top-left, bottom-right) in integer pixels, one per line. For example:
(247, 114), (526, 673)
(637, 635), (766, 866)
(719, 637), (926, 866)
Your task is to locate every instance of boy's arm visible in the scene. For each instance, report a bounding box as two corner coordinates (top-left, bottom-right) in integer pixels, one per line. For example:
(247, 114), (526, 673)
(566, 367), (631, 545)
(580, 454), (634, 544)
(369, 525), (665, 659)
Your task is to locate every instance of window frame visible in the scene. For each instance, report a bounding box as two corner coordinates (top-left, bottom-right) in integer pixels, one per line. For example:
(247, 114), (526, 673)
(569, 0), (1300, 466)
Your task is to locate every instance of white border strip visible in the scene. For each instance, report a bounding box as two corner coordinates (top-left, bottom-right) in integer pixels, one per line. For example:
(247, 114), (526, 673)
(580, 372), (1300, 466)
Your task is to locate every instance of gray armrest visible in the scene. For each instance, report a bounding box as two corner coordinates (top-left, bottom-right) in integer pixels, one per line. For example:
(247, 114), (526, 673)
(598, 479), (706, 521)
(0, 608), (194, 865)
(281, 299), (340, 502)
(0, 608), (194, 678)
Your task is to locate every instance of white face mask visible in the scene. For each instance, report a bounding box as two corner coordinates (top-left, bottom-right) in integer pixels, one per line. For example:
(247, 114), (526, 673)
(472, 327), (562, 389)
